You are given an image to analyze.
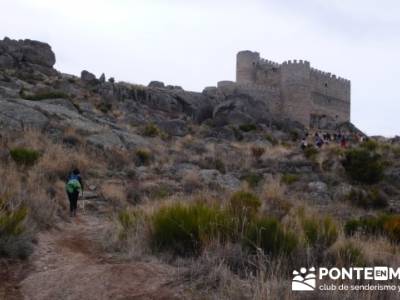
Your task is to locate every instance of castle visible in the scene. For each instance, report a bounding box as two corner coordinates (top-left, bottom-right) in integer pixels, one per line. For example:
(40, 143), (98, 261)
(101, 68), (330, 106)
(223, 50), (351, 129)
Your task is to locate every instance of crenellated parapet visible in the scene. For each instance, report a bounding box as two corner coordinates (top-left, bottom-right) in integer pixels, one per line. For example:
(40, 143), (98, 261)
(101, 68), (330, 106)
(310, 67), (350, 86)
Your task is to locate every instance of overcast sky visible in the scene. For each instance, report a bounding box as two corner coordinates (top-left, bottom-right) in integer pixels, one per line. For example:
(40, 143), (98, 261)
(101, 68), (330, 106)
(1, 0), (399, 136)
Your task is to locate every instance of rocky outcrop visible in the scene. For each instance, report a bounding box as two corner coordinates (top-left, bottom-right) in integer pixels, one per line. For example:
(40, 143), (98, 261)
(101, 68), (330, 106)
(0, 37), (56, 75)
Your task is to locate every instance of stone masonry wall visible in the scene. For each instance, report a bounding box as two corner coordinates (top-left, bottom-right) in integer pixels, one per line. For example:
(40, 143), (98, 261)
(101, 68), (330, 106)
(236, 50), (351, 128)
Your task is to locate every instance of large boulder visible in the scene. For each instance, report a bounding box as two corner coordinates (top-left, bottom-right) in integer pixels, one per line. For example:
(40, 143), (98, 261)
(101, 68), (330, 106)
(212, 94), (270, 126)
(0, 37), (56, 70)
(0, 99), (49, 130)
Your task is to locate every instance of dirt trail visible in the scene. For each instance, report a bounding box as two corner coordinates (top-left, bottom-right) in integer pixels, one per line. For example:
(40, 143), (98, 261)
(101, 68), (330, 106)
(10, 208), (183, 300)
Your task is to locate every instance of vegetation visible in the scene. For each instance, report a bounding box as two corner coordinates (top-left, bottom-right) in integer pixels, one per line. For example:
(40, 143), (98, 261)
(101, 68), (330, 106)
(10, 147), (40, 166)
(0, 199), (32, 259)
(239, 123), (257, 132)
(281, 173), (299, 185)
(143, 123), (160, 137)
(346, 187), (388, 209)
(301, 215), (338, 250)
(229, 191), (261, 221)
(241, 172), (263, 188)
(342, 148), (385, 184)
(244, 217), (297, 256)
(135, 149), (152, 166)
(20, 89), (69, 101)
(250, 146), (265, 161)
(303, 145), (318, 160)
(151, 202), (231, 256)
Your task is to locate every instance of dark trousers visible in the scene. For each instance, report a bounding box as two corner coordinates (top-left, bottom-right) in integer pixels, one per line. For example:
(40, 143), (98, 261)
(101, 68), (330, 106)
(67, 191), (79, 213)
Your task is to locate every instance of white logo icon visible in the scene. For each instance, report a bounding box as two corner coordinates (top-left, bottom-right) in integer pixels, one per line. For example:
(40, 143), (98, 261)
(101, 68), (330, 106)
(292, 267), (316, 291)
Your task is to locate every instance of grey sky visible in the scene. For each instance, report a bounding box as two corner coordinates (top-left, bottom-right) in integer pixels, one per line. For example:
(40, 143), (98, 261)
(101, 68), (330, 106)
(1, 0), (399, 136)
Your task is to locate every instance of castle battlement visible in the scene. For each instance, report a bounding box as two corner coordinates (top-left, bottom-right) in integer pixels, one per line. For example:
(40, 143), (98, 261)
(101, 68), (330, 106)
(282, 59), (310, 66)
(310, 67), (350, 85)
(235, 50), (351, 128)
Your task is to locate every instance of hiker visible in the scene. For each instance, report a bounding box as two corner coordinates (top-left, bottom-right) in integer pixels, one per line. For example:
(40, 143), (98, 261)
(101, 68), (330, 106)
(66, 168), (83, 217)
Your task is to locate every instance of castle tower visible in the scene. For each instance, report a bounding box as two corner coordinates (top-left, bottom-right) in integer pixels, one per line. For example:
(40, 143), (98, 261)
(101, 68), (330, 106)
(280, 60), (312, 126)
(236, 51), (260, 84)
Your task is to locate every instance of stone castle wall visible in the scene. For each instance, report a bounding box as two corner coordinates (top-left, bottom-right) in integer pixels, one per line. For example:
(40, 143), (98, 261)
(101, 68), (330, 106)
(235, 51), (351, 128)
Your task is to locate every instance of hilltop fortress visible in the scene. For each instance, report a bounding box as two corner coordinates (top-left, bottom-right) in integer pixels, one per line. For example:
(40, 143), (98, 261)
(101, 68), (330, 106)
(217, 51), (351, 129)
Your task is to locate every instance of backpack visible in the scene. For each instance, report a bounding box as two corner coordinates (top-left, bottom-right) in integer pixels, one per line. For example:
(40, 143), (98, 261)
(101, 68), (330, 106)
(66, 174), (81, 194)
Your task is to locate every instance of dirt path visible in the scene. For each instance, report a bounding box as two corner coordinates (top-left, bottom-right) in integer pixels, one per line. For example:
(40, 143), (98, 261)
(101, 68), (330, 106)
(12, 209), (184, 300)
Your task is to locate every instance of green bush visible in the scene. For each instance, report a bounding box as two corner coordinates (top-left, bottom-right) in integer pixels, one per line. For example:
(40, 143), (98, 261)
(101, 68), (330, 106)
(232, 127), (244, 141)
(281, 174), (299, 185)
(264, 134), (278, 146)
(214, 158), (226, 174)
(336, 242), (365, 266)
(242, 172), (263, 188)
(135, 149), (151, 166)
(302, 216), (338, 249)
(393, 146), (400, 158)
(239, 124), (257, 132)
(117, 210), (137, 240)
(151, 202), (231, 256)
(143, 123), (160, 137)
(347, 187), (388, 209)
(10, 148), (40, 167)
(360, 140), (379, 151)
(20, 89), (69, 101)
(0, 200), (32, 259)
(304, 145), (318, 160)
(97, 102), (112, 113)
(229, 191), (261, 222)
(250, 146), (265, 161)
(344, 219), (360, 236)
(344, 215), (390, 237)
(244, 217), (298, 256)
(342, 148), (385, 184)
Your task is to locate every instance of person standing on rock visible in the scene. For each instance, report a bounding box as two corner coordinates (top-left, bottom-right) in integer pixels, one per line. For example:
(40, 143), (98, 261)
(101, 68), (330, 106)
(66, 169), (83, 217)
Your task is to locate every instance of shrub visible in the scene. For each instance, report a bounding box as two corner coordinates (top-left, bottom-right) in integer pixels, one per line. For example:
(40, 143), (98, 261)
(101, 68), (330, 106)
(229, 191), (261, 222)
(244, 217), (298, 256)
(143, 123), (160, 137)
(241, 172), (263, 188)
(393, 146), (400, 159)
(342, 148), (385, 184)
(302, 216), (338, 249)
(151, 202), (231, 256)
(0, 200), (32, 259)
(250, 146), (265, 161)
(232, 127), (244, 141)
(135, 149), (151, 166)
(239, 124), (257, 132)
(344, 215), (390, 237)
(214, 158), (226, 174)
(335, 242), (365, 266)
(10, 147), (40, 167)
(303, 145), (318, 160)
(344, 219), (360, 236)
(97, 102), (112, 113)
(383, 216), (400, 243)
(347, 187), (388, 209)
(264, 134), (278, 146)
(360, 140), (379, 151)
(281, 174), (299, 185)
(118, 210), (137, 240)
(20, 90), (69, 101)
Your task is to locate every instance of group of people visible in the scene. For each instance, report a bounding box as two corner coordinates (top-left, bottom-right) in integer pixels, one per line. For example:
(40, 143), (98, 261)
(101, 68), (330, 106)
(300, 131), (366, 150)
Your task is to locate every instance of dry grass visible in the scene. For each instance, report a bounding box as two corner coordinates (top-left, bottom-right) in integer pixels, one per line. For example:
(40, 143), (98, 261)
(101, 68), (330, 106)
(34, 143), (90, 181)
(101, 182), (127, 210)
